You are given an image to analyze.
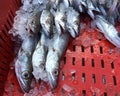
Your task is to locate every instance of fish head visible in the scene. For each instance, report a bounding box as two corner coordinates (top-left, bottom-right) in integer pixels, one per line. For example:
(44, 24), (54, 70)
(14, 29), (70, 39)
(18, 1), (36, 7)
(46, 52), (59, 89)
(15, 52), (33, 93)
(15, 62), (33, 93)
(40, 10), (53, 37)
(47, 66), (59, 89)
(20, 70), (32, 92)
(55, 11), (67, 34)
(27, 11), (41, 34)
(67, 8), (80, 38)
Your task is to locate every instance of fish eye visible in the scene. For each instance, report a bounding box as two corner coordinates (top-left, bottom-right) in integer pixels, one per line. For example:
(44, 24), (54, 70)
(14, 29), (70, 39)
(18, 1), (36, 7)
(54, 70), (58, 76)
(22, 71), (30, 79)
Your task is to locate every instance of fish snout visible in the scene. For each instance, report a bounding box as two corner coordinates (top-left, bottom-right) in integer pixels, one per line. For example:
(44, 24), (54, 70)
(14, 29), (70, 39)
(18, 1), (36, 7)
(18, 70), (32, 93)
(47, 70), (59, 89)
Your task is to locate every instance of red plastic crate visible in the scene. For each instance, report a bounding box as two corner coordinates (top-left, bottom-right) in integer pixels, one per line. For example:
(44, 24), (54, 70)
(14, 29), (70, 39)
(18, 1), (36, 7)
(1, 0), (120, 96)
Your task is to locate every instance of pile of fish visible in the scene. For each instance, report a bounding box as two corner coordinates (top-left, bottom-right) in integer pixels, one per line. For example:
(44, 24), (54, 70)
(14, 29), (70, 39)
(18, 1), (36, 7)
(9, 0), (120, 93)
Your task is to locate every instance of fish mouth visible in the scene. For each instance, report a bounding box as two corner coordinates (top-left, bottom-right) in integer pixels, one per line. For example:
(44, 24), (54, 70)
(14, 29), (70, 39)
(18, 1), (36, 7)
(47, 72), (58, 89)
(15, 65), (31, 93)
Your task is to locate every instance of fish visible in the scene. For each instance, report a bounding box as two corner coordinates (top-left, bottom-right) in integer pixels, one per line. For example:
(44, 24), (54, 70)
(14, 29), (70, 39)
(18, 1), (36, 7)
(95, 15), (120, 48)
(92, 0), (119, 25)
(66, 7), (80, 38)
(27, 10), (41, 35)
(40, 10), (54, 38)
(45, 31), (70, 89)
(32, 30), (49, 82)
(54, 3), (67, 35)
(15, 34), (39, 93)
(32, 27), (58, 83)
(15, 49), (33, 93)
(32, 42), (48, 82)
(106, 0), (118, 25)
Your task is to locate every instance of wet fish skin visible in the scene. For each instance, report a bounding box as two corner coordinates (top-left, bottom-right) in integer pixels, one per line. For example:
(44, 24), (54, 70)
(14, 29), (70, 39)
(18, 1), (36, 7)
(95, 15), (120, 48)
(45, 49), (59, 89)
(46, 31), (70, 89)
(15, 34), (39, 93)
(15, 50), (33, 93)
(32, 32), (48, 82)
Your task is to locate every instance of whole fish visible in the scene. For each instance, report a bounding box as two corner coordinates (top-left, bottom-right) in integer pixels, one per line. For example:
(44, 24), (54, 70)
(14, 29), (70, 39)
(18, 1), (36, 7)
(66, 7), (80, 38)
(15, 49), (33, 93)
(32, 41), (48, 82)
(95, 15), (120, 48)
(32, 30), (49, 82)
(40, 10), (54, 38)
(15, 34), (39, 93)
(45, 31), (70, 89)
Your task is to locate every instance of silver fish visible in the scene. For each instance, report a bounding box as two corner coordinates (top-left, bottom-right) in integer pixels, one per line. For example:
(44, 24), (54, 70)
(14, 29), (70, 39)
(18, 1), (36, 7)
(32, 32), (48, 82)
(15, 34), (39, 93)
(54, 3), (67, 35)
(15, 50), (33, 93)
(45, 30), (70, 89)
(66, 7), (80, 38)
(27, 10), (41, 35)
(95, 15), (120, 48)
(32, 27), (58, 83)
(40, 10), (54, 37)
